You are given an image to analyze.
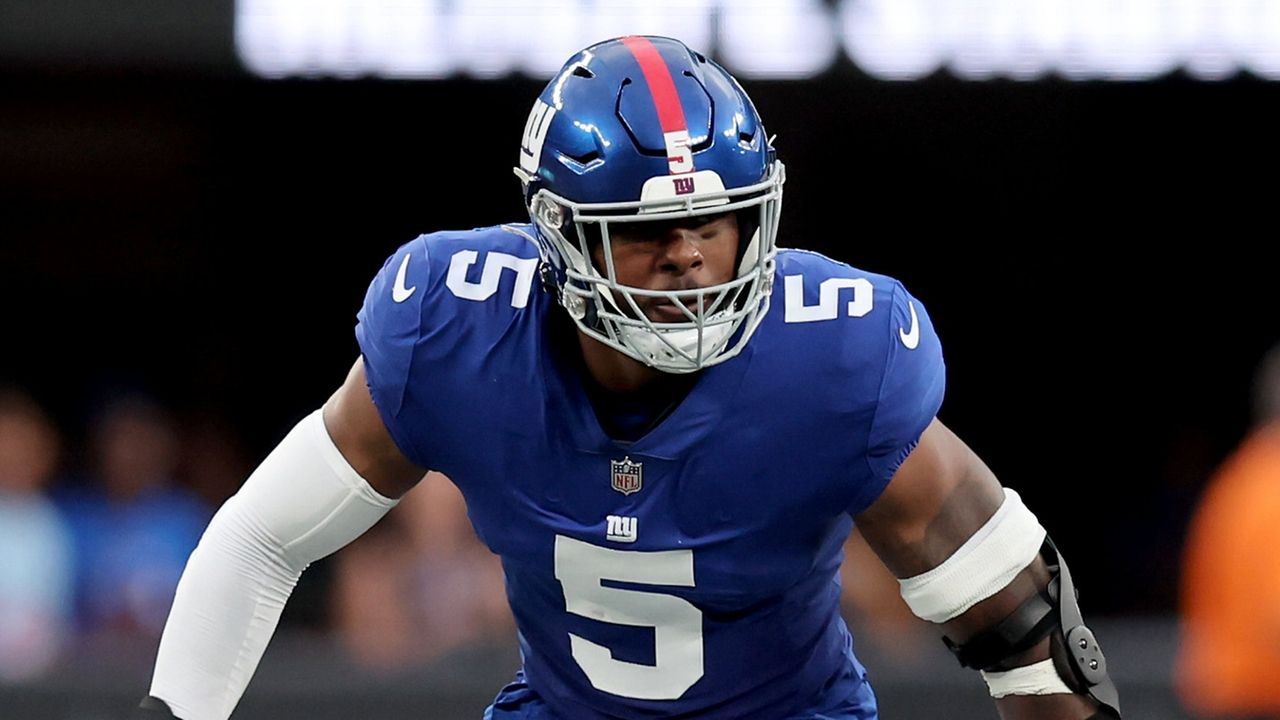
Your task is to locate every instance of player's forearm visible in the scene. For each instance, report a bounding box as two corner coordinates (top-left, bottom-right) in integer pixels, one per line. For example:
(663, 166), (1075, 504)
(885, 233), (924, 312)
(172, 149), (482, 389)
(150, 495), (305, 720)
(145, 408), (398, 720)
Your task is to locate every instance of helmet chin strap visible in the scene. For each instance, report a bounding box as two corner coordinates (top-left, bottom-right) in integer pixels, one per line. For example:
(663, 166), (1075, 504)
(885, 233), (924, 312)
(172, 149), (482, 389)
(616, 312), (735, 369)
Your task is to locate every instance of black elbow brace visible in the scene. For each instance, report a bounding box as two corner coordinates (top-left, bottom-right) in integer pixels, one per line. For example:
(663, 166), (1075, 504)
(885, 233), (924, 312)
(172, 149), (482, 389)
(941, 536), (1122, 719)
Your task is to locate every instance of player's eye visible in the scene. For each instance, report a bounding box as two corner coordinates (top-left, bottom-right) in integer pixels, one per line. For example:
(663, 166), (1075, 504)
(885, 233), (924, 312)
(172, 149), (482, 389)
(693, 212), (729, 228)
(610, 223), (666, 244)
(610, 213), (730, 246)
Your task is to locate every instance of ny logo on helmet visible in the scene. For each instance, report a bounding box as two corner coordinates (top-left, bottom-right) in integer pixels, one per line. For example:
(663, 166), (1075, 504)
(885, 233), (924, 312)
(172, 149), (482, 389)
(672, 176), (696, 195)
(610, 457), (643, 495)
(519, 99), (555, 175)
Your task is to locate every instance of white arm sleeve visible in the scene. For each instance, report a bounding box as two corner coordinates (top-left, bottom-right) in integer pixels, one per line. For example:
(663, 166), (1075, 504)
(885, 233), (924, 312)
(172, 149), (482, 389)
(149, 408), (399, 720)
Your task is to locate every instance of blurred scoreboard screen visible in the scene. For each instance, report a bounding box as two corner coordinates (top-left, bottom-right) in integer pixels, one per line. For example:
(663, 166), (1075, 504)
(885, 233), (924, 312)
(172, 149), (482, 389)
(235, 0), (1280, 80)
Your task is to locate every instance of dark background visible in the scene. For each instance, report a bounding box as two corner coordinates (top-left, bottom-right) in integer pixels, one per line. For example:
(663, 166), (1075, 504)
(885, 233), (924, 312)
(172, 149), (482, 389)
(3, 40), (1277, 619)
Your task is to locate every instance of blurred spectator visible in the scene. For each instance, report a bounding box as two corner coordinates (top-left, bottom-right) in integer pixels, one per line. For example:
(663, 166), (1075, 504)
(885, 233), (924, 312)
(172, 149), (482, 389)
(333, 471), (513, 670)
(839, 527), (933, 666)
(57, 394), (211, 639)
(1178, 344), (1280, 719)
(177, 412), (252, 509)
(0, 387), (74, 682)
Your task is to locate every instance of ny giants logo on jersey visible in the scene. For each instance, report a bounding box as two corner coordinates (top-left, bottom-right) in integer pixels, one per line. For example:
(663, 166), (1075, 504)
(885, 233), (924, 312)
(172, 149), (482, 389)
(606, 515), (639, 543)
(672, 176), (695, 195)
(610, 457), (643, 495)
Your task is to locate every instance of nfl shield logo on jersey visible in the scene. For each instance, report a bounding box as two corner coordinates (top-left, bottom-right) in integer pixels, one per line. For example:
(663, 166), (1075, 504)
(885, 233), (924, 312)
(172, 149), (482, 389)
(610, 457), (643, 495)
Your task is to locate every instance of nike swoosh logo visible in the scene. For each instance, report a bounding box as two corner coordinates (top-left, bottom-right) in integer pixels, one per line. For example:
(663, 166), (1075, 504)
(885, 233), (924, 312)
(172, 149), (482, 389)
(392, 253), (417, 303)
(899, 300), (920, 350)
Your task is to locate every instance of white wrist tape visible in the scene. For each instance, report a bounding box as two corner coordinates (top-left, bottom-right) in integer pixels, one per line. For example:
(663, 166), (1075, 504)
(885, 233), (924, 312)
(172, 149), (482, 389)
(980, 658), (1075, 698)
(898, 488), (1046, 623)
(150, 408), (398, 720)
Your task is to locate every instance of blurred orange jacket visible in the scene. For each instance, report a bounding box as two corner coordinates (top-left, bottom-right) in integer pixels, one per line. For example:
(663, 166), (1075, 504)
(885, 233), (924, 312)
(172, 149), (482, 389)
(1178, 422), (1280, 718)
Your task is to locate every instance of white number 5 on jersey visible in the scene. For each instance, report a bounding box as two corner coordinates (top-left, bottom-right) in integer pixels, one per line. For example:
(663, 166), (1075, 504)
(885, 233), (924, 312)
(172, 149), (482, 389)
(446, 249), (538, 308)
(783, 274), (874, 323)
(554, 535), (704, 700)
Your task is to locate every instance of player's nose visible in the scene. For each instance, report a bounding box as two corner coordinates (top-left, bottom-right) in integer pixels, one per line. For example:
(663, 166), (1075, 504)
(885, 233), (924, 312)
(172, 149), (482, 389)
(659, 229), (703, 274)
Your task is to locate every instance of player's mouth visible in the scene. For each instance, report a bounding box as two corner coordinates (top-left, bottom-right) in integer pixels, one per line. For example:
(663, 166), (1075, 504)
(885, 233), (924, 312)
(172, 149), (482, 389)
(645, 295), (705, 323)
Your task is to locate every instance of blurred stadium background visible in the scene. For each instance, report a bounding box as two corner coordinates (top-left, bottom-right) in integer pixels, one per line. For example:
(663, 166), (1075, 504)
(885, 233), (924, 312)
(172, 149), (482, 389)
(2, 1), (1279, 718)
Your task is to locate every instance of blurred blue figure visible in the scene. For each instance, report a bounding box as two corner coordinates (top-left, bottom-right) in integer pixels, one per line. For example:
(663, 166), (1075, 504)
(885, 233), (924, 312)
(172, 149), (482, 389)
(58, 395), (211, 639)
(0, 387), (74, 681)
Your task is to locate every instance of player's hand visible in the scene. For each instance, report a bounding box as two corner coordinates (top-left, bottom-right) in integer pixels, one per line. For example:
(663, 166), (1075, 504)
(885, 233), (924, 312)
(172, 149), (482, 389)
(132, 696), (180, 719)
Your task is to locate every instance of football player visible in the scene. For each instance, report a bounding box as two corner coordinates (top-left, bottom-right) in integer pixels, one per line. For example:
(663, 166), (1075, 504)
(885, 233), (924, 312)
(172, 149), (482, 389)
(135, 36), (1121, 719)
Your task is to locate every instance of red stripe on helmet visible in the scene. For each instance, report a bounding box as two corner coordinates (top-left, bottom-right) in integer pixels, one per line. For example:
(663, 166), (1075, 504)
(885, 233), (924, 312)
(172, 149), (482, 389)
(619, 36), (687, 135)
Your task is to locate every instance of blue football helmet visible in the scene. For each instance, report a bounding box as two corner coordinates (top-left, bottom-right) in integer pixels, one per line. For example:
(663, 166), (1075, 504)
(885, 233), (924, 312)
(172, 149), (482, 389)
(514, 35), (785, 373)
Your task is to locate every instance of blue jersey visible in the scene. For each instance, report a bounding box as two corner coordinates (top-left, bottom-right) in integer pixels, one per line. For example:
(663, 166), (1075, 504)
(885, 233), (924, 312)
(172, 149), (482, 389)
(355, 224), (945, 719)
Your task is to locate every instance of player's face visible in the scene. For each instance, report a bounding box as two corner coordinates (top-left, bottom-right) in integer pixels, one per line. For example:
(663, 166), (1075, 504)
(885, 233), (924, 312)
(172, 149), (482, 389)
(593, 213), (740, 324)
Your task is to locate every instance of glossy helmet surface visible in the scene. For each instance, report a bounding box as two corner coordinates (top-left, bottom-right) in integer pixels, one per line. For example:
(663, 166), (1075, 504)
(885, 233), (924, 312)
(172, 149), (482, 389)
(515, 35), (784, 373)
